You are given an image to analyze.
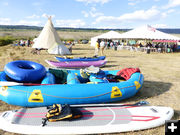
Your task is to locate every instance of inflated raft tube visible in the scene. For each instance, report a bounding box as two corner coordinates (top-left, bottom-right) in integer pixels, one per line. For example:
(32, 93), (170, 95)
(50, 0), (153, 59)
(41, 72), (56, 84)
(4, 60), (46, 82)
(67, 72), (81, 84)
(0, 71), (9, 81)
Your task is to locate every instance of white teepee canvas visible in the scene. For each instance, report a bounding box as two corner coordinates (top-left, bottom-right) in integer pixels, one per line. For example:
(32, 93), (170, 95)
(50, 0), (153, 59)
(48, 42), (71, 55)
(32, 17), (71, 55)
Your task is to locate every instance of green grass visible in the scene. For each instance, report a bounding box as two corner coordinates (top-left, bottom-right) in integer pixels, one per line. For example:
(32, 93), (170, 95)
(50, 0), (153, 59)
(0, 36), (15, 46)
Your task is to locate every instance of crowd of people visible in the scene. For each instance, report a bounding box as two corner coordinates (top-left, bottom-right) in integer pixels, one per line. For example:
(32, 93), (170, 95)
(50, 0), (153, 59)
(13, 38), (76, 55)
(14, 38), (179, 56)
(15, 39), (32, 47)
(94, 39), (179, 55)
(144, 42), (178, 53)
(130, 42), (179, 54)
(94, 39), (120, 56)
(13, 39), (42, 55)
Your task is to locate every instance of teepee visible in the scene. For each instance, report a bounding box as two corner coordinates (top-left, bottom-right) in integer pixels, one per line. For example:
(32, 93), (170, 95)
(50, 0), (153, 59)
(48, 42), (71, 55)
(32, 16), (71, 55)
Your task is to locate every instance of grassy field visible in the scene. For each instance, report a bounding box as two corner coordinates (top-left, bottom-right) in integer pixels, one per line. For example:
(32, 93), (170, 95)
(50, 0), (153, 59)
(0, 43), (180, 135)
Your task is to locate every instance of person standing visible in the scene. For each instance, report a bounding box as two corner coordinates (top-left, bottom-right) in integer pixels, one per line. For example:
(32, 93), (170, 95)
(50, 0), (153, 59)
(110, 41), (114, 49)
(27, 39), (30, 47)
(94, 40), (100, 56)
(69, 43), (74, 53)
(100, 40), (105, 56)
(20, 40), (24, 46)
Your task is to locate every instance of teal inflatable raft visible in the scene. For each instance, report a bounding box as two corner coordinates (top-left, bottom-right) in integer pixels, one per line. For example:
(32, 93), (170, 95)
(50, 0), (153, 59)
(0, 60), (144, 107)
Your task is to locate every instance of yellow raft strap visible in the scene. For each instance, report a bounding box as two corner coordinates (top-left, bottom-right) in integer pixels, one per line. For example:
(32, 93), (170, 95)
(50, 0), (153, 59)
(28, 90), (44, 103)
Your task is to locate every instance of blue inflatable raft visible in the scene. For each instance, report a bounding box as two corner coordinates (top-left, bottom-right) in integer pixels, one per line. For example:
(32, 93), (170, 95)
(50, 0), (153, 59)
(0, 60), (144, 107)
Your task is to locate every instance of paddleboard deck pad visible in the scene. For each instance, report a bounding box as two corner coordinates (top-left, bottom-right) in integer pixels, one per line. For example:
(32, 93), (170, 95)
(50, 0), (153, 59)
(0, 105), (174, 134)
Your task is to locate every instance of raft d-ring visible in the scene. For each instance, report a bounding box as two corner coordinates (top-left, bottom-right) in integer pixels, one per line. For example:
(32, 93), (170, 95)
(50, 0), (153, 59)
(134, 81), (141, 90)
(28, 90), (44, 103)
(111, 86), (122, 98)
(0, 86), (8, 96)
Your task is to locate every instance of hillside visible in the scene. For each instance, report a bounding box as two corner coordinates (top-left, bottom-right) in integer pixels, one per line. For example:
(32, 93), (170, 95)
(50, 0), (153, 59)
(1, 25), (180, 42)
(1, 25), (180, 34)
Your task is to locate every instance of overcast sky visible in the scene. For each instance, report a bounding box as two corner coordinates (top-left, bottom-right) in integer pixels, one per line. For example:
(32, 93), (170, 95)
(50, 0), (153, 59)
(0, 0), (180, 28)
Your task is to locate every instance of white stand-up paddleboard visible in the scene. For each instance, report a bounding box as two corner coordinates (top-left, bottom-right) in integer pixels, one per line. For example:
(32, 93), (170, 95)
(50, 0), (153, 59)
(0, 102), (174, 134)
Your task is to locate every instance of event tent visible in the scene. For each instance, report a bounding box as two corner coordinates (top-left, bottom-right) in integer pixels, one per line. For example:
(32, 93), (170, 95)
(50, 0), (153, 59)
(32, 17), (71, 55)
(119, 25), (180, 41)
(91, 31), (121, 46)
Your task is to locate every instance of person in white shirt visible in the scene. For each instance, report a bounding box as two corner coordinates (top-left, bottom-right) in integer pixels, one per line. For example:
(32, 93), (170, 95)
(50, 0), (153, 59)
(100, 40), (105, 55)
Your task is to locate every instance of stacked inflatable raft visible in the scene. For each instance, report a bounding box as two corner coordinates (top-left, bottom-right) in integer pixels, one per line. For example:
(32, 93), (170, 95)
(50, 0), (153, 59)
(0, 60), (175, 135)
(0, 60), (144, 107)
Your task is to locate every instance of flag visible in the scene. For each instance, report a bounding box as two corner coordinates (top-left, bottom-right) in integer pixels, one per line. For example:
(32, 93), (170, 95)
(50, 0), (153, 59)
(147, 25), (156, 32)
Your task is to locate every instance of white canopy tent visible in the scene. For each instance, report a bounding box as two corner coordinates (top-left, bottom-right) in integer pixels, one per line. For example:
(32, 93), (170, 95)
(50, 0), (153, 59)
(91, 31), (122, 46)
(119, 25), (180, 41)
(32, 17), (71, 55)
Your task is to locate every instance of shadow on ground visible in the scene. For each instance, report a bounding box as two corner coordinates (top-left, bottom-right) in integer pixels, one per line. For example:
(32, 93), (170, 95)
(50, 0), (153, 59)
(72, 48), (94, 51)
(70, 53), (87, 55)
(173, 110), (180, 120)
(108, 55), (135, 58)
(103, 64), (119, 68)
(125, 80), (172, 102)
(107, 61), (117, 63)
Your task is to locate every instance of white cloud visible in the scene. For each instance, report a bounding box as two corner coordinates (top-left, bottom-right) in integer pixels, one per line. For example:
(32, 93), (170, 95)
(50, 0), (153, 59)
(32, 2), (41, 6)
(90, 11), (104, 18)
(76, 0), (111, 4)
(0, 18), (41, 26)
(56, 19), (86, 28)
(42, 13), (55, 18)
(167, 9), (175, 13)
(128, 0), (139, 6)
(95, 7), (161, 24)
(128, 2), (136, 6)
(81, 7), (104, 18)
(152, 24), (168, 28)
(128, 0), (149, 6)
(0, 18), (11, 25)
(16, 20), (41, 26)
(161, 9), (175, 18)
(26, 14), (40, 19)
(89, 7), (104, 17)
(82, 11), (89, 17)
(91, 7), (96, 12)
(163, 0), (180, 9)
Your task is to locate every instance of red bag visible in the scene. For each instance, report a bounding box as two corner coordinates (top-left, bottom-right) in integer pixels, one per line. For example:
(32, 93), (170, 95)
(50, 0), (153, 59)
(117, 68), (140, 80)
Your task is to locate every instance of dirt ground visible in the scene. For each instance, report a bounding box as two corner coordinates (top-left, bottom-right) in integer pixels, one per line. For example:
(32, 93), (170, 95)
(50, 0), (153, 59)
(0, 44), (180, 135)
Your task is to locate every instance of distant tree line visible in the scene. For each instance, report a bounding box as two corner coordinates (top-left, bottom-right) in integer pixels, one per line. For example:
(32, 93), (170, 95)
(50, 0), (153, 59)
(0, 25), (128, 33)
(157, 28), (180, 34)
(1, 25), (180, 34)
(0, 25), (42, 31)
